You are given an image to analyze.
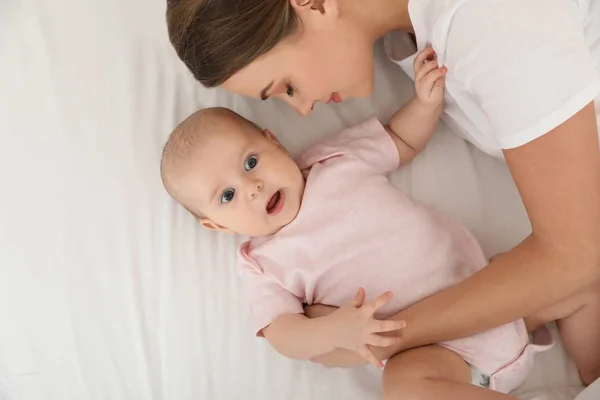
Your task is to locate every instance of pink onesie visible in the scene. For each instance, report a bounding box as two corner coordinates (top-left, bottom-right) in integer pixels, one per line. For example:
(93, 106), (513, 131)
(237, 118), (553, 393)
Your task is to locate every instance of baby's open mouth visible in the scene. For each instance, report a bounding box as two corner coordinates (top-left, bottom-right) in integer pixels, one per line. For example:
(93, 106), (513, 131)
(266, 190), (282, 214)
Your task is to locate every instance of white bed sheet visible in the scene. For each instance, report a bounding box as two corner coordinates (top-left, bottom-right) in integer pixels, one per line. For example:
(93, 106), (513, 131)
(0, 0), (590, 399)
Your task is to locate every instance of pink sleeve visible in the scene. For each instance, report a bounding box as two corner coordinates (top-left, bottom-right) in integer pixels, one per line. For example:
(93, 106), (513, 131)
(238, 260), (304, 337)
(296, 117), (400, 173)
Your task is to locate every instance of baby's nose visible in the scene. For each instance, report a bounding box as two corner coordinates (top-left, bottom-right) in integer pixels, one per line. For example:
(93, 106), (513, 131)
(249, 180), (263, 198)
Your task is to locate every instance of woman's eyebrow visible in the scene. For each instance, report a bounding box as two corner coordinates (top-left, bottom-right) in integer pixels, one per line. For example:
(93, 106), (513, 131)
(260, 81), (274, 100)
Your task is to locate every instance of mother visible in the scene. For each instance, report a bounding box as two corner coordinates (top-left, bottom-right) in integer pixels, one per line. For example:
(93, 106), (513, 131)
(166, 0), (600, 384)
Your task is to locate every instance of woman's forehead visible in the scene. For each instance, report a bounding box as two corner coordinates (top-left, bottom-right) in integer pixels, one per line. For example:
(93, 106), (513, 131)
(221, 44), (294, 98)
(221, 60), (278, 100)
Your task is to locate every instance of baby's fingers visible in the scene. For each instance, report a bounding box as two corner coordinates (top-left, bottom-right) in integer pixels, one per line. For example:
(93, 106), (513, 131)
(348, 287), (366, 308)
(371, 319), (407, 333)
(361, 291), (393, 317)
(415, 59), (439, 81)
(365, 333), (402, 348)
(359, 346), (384, 369)
(422, 67), (447, 91)
(413, 46), (436, 71)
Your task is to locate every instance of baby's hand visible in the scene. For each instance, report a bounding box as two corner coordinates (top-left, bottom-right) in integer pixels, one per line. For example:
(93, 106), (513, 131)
(413, 46), (447, 109)
(328, 288), (406, 368)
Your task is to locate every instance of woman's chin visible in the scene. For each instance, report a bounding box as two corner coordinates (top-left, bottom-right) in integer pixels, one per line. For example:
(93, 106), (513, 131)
(354, 79), (376, 99)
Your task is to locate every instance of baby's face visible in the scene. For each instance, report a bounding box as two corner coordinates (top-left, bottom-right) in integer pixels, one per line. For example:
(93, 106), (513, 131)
(181, 123), (305, 237)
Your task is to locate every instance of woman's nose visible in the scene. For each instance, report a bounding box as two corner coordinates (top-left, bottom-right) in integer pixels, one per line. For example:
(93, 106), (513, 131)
(293, 98), (314, 117)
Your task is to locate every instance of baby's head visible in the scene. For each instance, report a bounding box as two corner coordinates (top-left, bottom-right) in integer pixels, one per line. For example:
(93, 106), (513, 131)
(161, 107), (305, 237)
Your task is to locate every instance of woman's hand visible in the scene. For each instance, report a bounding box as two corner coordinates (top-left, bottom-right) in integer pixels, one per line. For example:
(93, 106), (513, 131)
(384, 103), (600, 352)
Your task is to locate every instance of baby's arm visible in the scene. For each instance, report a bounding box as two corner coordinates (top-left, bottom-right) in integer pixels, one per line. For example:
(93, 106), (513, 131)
(263, 313), (340, 359)
(262, 289), (404, 367)
(385, 47), (447, 166)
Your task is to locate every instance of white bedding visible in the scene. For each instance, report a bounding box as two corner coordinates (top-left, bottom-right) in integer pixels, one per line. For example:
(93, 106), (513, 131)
(0, 0), (594, 399)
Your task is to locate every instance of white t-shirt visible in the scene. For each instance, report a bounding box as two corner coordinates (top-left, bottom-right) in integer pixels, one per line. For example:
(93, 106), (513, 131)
(385, 0), (600, 159)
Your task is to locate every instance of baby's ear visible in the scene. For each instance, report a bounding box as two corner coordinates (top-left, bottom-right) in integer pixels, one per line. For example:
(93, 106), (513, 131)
(262, 129), (278, 142)
(263, 129), (290, 156)
(199, 218), (234, 234)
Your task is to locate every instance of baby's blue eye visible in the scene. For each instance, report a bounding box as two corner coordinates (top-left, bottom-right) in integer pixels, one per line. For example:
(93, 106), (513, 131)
(220, 188), (235, 204)
(245, 155), (258, 171)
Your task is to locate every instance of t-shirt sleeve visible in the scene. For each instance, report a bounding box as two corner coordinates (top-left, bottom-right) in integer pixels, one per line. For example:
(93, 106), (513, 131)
(444, 0), (600, 149)
(237, 255), (304, 337)
(296, 117), (400, 173)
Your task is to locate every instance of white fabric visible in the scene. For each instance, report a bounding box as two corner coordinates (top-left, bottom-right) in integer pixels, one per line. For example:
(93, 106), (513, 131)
(385, 0), (600, 158)
(574, 378), (600, 400)
(0, 0), (589, 399)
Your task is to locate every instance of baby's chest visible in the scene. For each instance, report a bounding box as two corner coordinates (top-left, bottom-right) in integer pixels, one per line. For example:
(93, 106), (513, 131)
(277, 213), (459, 306)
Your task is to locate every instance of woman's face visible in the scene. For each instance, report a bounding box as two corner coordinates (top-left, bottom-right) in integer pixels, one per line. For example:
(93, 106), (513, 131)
(221, 0), (376, 116)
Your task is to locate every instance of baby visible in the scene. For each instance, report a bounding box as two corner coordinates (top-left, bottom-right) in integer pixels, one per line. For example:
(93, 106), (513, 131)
(161, 51), (551, 399)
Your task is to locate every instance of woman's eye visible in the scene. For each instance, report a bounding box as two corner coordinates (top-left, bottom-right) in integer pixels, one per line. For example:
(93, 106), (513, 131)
(220, 189), (235, 204)
(245, 155), (258, 171)
(286, 84), (295, 98)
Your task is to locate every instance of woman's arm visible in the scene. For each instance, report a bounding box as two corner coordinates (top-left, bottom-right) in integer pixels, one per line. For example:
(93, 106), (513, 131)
(389, 103), (600, 350)
(310, 103), (600, 367)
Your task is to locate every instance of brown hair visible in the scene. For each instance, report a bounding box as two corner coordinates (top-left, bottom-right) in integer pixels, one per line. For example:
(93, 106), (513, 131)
(166, 0), (298, 87)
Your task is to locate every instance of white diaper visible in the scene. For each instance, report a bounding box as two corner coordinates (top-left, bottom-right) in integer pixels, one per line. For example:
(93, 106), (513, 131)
(470, 332), (533, 389)
(381, 326), (554, 394)
(471, 368), (491, 388)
